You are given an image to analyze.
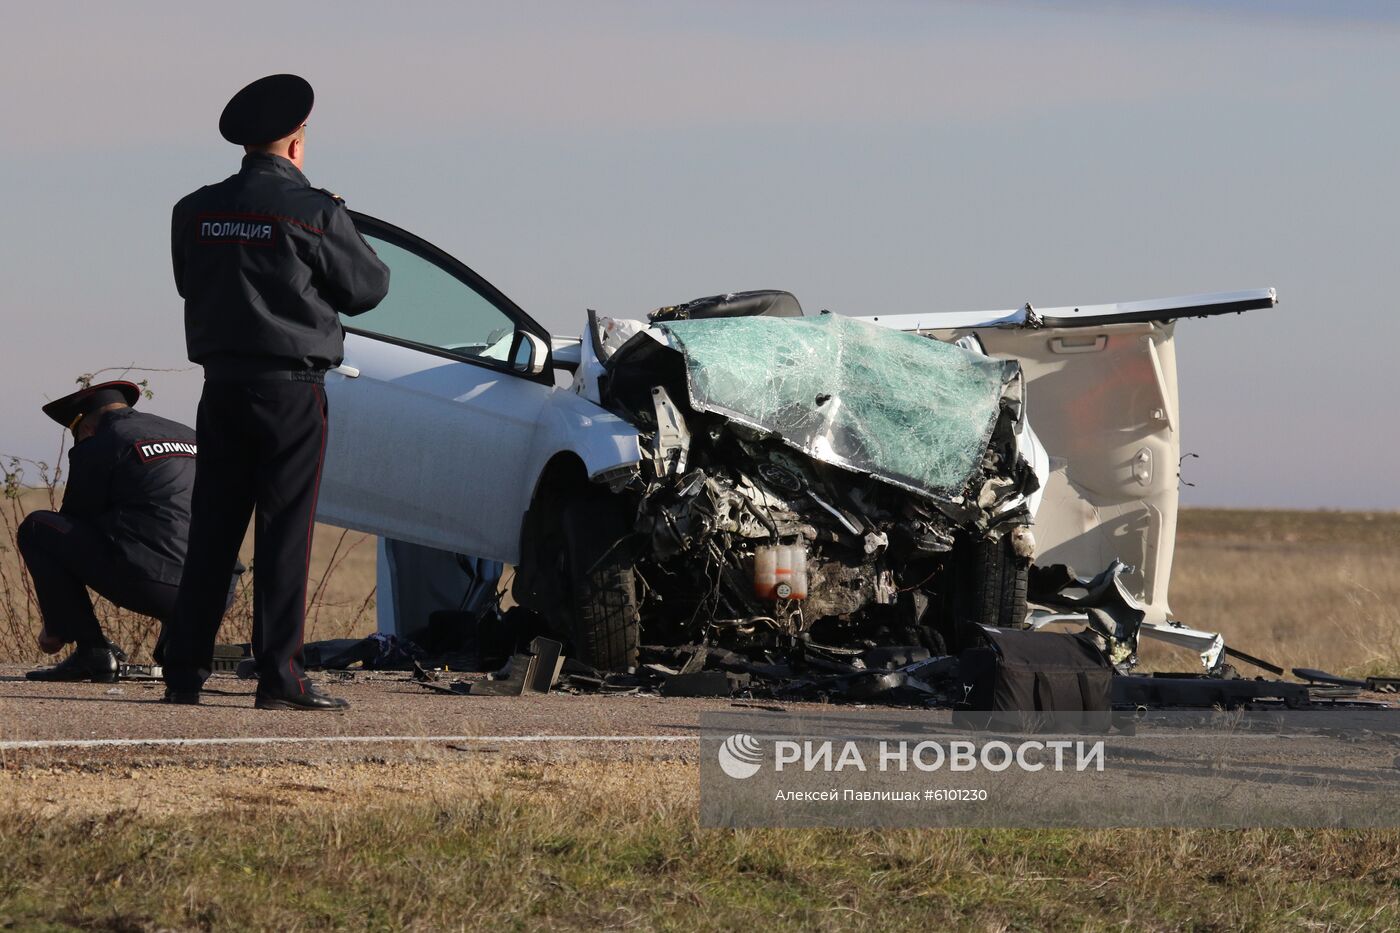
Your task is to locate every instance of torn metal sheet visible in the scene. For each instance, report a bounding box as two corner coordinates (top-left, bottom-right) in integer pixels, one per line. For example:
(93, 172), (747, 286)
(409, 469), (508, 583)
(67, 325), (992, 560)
(1137, 620), (1225, 672)
(1030, 611), (1230, 674)
(1027, 561), (1146, 669)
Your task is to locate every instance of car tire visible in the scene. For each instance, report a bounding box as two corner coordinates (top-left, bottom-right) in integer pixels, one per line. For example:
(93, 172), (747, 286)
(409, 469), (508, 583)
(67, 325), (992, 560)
(561, 498), (640, 672)
(953, 532), (1030, 634)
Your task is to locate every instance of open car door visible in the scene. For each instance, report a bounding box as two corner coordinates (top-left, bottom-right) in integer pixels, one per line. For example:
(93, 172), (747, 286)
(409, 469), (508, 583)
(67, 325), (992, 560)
(316, 213), (555, 561)
(861, 289), (1277, 646)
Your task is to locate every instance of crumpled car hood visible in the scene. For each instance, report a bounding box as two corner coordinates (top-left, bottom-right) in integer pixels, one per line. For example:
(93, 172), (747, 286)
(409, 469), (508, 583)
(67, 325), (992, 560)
(654, 313), (1018, 501)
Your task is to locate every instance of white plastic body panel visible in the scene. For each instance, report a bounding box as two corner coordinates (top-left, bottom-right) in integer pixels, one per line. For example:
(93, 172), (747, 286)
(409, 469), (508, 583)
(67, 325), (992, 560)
(889, 320), (1183, 624)
(1009, 322), (1182, 624)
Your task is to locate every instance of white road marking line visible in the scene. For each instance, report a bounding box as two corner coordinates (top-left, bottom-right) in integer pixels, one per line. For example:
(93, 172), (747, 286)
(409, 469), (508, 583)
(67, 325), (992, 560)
(0, 734), (697, 751)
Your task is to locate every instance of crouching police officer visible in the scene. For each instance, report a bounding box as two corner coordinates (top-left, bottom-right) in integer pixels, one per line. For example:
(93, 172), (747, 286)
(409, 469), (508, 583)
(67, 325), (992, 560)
(164, 74), (389, 710)
(20, 382), (199, 681)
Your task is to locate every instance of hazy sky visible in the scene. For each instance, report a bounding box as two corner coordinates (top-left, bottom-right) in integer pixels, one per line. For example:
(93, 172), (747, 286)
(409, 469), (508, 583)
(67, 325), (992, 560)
(2, 1), (1396, 508)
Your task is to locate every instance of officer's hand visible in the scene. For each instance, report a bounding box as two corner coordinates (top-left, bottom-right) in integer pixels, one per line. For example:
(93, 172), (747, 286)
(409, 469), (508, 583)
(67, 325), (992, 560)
(37, 627), (64, 655)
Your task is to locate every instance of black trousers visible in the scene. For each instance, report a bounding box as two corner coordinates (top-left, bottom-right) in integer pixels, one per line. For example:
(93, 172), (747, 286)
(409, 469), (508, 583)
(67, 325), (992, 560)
(16, 511), (178, 647)
(164, 379), (328, 694)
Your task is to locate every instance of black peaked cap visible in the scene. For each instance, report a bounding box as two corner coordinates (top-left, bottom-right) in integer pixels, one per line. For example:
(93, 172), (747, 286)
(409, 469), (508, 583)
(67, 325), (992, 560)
(41, 380), (141, 427)
(219, 74), (314, 146)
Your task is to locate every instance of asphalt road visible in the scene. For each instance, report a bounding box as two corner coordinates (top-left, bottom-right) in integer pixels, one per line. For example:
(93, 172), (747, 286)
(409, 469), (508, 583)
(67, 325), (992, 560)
(5, 665), (1400, 827)
(0, 666), (785, 768)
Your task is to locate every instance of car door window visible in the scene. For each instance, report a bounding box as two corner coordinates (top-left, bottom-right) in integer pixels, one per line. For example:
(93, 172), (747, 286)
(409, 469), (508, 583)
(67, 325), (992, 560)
(349, 233), (517, 359)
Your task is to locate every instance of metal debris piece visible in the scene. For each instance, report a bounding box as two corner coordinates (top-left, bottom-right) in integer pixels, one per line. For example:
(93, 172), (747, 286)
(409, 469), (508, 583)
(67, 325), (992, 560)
(468, 637), (564, 696)
(116, 663), (161, 681)
(1294, 668), (1368, 688)
(1027, 561), (1145, 669)
(525, 637), (565, 693)
(678, 646), (709, 675)
(312, 634), (424, 671)
(859, 646), (932, 670)
(659, 671), (749, 697)
(466, 655), (531, 695)
(1221, 646), (1284, 677)
(1112, 674), (1310, 710)
(211, 643), (253, 673)
(649, 385), (691, 477)
(418, 680), (472, 695)
(1308, 685), (1362, 700)
(844, 670), (936, 702)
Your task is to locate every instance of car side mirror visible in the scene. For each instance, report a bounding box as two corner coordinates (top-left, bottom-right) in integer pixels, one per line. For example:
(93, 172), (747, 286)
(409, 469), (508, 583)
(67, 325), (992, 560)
(512, 330), (549, 375)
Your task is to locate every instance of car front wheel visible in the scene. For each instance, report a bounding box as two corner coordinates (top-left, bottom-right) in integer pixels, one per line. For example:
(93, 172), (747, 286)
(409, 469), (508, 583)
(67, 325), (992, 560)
(561, 498), (640, 671)
(946, 531), (1030, 649)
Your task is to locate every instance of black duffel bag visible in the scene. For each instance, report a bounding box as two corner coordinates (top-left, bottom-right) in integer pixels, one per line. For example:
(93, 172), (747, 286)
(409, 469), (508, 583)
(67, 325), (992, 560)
(957, 627), (1111, 713)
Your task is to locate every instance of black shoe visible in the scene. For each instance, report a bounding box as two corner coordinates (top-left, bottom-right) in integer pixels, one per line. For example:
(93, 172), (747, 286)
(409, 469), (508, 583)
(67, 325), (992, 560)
(26, 642), (121, 683)
(254, 683), (350, 711)
(162, 687), (200, 705)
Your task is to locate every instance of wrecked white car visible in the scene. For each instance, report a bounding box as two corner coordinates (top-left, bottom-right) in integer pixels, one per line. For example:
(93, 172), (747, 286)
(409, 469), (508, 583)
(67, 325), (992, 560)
(316, 213), (1275, 671)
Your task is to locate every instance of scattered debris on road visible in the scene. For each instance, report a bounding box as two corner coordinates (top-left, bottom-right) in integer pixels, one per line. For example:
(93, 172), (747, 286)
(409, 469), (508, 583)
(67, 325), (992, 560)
(290, 623), (1394, 713)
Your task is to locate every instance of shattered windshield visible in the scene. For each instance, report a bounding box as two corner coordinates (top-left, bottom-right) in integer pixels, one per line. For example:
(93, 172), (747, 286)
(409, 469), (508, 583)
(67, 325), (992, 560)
(657, 313), (1016, 498)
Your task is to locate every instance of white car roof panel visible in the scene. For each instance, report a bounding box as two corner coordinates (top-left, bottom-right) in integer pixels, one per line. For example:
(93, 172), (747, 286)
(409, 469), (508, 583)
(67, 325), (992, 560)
(857, 288), (1277, 332)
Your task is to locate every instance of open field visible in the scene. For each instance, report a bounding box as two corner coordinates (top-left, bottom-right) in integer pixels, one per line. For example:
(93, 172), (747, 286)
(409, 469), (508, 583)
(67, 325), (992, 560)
(1162, 509), (1400, 676)
(1, 508), (1398, 929)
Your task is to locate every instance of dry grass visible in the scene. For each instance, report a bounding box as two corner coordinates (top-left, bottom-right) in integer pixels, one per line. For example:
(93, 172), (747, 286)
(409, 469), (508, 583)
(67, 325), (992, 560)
(1151, 509), (1400, 676)
(0, 488), (377, 664)
(1, 757), (1398, 931)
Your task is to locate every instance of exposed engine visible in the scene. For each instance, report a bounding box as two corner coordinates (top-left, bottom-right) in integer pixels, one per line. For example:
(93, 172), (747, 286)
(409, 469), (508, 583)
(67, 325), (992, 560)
(594, 306), (1040, 653)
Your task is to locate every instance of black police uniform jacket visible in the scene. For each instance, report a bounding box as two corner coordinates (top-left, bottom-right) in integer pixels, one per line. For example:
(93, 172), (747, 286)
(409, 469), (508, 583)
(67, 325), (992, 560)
(61, 409), (198, 586)
(170, 152), (390, 373)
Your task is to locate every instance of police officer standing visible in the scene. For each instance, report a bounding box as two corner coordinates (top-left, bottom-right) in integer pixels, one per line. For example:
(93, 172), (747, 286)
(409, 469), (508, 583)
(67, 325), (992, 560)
(20, 382), (199, 681)
(164, 74), (390, 710)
